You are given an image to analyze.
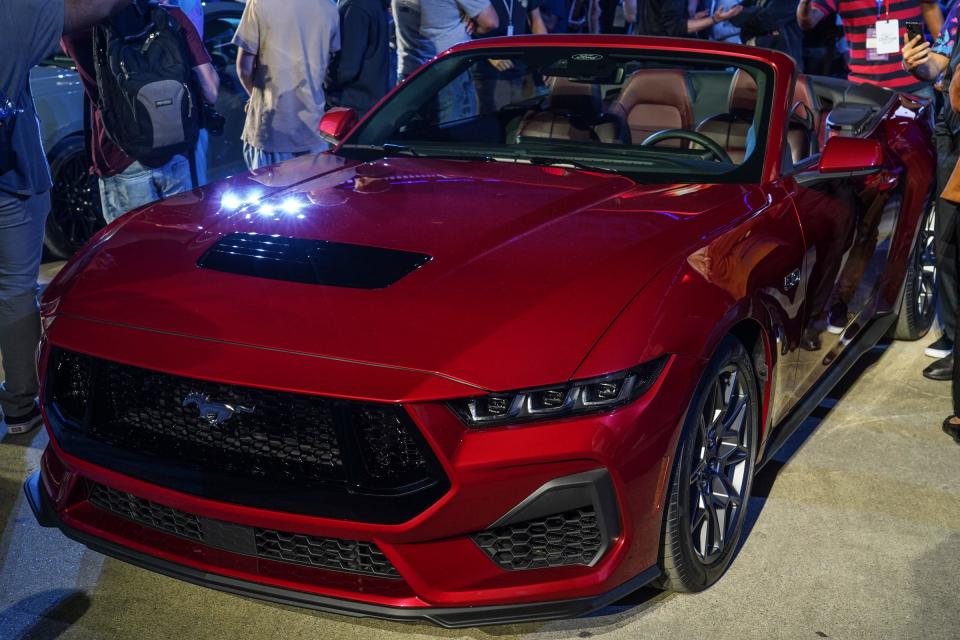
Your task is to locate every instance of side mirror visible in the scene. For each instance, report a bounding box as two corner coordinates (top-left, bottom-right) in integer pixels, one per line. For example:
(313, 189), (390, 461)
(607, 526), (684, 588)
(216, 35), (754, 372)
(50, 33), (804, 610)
(318, 108), (358, 145)
(818, 136), (884, 175)
(796, 136), (884, 186)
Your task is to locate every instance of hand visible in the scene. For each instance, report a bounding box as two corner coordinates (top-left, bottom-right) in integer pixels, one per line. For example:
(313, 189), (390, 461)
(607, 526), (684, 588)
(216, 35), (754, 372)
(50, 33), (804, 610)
(488, 59), (514, 71)
(464, 18), (477, 35)
(693, 9), (710, 19)
(901, 35), (931, 72)
(713, 4), (743, 22)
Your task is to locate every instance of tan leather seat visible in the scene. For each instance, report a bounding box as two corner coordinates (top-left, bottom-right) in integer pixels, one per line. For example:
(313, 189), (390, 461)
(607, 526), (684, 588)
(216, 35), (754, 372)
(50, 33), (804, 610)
(608, 70), (694, 146)
(514, 77), (625, 144)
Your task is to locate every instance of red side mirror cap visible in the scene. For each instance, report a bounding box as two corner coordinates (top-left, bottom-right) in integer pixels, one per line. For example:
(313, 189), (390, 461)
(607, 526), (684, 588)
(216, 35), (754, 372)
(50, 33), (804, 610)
(319, 108), (358, 145)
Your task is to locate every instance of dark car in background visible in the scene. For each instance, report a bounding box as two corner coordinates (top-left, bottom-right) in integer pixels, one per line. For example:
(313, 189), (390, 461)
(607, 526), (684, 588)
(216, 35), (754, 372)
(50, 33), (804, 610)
(32, 1), (248, 258)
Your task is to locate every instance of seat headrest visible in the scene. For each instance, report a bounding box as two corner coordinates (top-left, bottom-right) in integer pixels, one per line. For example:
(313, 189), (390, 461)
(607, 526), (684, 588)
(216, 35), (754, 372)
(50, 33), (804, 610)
(613, 69), (693, 128)
(728, 69), (758, 113)
(547, 77), (602, 115)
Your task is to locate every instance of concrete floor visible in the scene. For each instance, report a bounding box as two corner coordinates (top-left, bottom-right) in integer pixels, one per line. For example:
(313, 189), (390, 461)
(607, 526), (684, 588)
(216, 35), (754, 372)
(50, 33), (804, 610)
(1, 281), (958, 638)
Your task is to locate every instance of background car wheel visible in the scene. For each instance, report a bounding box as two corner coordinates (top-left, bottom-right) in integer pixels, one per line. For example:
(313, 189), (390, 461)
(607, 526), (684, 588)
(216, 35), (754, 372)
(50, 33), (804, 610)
(893, 203), (936, 341)
(657, 335), (759, 592)
(44, 135), (105, 259)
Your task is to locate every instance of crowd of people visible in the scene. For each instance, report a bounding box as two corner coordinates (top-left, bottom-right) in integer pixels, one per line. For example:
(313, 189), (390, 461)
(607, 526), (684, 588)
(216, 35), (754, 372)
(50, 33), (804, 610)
(2, 0), (960, 444)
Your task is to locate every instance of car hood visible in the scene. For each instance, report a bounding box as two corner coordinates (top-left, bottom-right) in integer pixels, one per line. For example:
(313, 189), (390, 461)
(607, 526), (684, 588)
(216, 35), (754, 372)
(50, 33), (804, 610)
(46, 153), (761, 392)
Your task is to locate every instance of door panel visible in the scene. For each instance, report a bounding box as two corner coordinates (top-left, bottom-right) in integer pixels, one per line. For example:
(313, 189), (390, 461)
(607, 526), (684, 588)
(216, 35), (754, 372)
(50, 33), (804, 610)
(789, 167), (901, 395)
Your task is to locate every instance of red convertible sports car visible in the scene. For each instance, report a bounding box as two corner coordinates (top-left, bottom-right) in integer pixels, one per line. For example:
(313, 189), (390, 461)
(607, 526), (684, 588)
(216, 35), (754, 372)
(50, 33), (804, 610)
(25, 36), (936, 626)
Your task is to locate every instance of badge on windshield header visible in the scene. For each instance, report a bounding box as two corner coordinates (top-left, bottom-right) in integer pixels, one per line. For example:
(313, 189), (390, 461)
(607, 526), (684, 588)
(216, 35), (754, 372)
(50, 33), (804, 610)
(571, 53), (604, 61)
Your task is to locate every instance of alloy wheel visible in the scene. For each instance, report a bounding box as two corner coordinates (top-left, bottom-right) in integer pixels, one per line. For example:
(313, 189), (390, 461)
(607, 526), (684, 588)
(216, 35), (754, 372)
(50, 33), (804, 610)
(916, 206), (937, 321)
(688, 364), (752, 565)
(50, 147), (104, 254)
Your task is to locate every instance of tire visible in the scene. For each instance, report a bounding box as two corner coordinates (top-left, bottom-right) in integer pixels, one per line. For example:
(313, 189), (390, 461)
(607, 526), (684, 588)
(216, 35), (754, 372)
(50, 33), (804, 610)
(44, 135), (106, 259)
(657, 335), (759, 592)
(893, 203), (937, 340)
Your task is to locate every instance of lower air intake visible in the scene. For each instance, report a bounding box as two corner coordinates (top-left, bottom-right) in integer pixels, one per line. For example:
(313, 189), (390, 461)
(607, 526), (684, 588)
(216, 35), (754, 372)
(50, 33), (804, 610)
(87, 482), (401, 579)
(471, 507), (603, 571)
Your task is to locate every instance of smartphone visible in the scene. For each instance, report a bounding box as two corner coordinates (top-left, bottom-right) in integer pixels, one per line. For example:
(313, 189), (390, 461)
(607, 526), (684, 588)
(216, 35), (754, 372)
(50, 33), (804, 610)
(904, 20), (925, 45)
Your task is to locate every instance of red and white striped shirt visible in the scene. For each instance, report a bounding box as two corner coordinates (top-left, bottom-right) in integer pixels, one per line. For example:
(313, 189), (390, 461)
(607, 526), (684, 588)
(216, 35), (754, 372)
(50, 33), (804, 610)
(812, 0), (935, 93)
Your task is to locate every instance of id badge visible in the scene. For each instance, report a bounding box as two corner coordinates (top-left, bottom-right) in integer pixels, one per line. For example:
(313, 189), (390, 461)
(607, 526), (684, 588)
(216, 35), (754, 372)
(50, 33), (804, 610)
(866, 27), (888, 61)
(875, 19), (900, 55)
(507, 25), (514, 36)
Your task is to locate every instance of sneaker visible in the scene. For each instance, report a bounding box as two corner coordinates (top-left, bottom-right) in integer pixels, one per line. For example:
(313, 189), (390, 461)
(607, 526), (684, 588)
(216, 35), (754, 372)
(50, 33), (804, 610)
(922, 353), (953, 381)
(925, 336), (953, 358)
(3, 405), (42, 435)
(827, 302), (848, 335)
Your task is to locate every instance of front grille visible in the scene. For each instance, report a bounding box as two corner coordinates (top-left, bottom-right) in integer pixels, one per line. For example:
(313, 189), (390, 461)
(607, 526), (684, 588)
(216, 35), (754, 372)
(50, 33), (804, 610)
(255, 529), (400, 578)
(87, 482), (400, 579)
(472, 508), (602, 571)
(89, 482), (203, 541)
(48, 349), (449, 523)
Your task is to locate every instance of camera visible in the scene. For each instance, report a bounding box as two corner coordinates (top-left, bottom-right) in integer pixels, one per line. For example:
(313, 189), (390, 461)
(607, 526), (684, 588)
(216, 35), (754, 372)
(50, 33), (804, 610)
(201, 103), (226, 137)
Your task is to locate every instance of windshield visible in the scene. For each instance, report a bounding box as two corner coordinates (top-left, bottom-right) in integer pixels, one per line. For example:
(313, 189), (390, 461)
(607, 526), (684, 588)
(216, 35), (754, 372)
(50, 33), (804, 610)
(339, 46), (773, 183)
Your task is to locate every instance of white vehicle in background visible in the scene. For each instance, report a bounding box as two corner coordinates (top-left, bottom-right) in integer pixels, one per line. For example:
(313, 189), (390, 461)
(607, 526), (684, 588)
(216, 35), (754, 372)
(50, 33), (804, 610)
(32, 1), (248, 258)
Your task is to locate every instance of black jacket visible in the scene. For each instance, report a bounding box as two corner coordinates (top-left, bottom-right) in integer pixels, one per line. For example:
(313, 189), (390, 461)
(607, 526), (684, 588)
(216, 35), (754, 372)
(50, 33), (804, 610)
(731, 0), (804, 72)
(635, 0), (687, 38)
(327, 0), (391, 114)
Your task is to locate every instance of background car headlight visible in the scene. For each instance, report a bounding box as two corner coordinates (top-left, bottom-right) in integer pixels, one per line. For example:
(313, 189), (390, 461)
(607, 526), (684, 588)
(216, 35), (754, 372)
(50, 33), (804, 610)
(451, 356), (668, 428)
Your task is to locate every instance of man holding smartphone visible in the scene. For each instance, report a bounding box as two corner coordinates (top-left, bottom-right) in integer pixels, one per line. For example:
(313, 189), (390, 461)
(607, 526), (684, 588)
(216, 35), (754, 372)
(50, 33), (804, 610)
(904, 2), (960, 381)
(798, 0), (942, 98)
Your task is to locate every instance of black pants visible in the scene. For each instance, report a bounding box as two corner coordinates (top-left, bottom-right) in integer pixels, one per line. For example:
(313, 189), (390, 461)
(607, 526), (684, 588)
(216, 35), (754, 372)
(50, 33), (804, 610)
(936, 130), (959, 345)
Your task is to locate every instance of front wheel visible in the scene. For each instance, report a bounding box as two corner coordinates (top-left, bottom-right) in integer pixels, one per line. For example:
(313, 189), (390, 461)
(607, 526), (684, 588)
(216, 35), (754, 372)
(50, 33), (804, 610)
(44, 135), (105, 259)
(658, 336), (759, 592)
(893, 203), (937, 341)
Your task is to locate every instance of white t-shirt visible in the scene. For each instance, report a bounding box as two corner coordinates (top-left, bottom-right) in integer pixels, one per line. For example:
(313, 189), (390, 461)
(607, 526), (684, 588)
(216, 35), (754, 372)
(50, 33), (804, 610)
(419, 0), (493, 55)
(233, 0), (341, 152)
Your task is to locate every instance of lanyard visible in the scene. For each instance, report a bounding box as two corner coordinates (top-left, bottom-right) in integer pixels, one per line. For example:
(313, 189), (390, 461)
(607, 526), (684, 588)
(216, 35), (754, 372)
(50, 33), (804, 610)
(876, 0), (887, 17)
(500, 0), (515, 35)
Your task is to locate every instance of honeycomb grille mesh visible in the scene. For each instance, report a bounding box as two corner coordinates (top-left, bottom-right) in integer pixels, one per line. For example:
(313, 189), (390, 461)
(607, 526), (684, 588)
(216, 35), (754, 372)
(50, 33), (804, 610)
(472, 508), (602, 571)
(48, 349), (444, 507)
(88, 482), (203, 541)
(87, 482), (401, 579)
(255, 529), (400, 578)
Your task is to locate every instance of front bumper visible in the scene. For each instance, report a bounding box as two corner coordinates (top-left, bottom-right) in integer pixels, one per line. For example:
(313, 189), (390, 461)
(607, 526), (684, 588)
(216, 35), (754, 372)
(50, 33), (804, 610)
(24, 471), (658, 627)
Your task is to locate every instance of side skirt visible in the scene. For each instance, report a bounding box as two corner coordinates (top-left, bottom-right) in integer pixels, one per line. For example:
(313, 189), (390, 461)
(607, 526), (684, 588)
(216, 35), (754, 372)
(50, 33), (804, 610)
(758, 312), (896, 468)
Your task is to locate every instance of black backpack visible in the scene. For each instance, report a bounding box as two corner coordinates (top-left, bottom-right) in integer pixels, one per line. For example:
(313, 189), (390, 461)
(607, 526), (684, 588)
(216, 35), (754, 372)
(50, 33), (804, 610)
(92, 0), (200, 166)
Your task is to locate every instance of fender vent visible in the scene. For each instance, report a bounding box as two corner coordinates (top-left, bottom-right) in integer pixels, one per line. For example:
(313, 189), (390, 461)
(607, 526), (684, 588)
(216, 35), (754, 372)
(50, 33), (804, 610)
(198, 233), (431, 289)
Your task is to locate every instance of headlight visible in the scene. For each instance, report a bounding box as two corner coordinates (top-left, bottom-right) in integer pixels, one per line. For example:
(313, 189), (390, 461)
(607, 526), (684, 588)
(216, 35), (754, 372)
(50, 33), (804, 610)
(450, 356), (668, 428)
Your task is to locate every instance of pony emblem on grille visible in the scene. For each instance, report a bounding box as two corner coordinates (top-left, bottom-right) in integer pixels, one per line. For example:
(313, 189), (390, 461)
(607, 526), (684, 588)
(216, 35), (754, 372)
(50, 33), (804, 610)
(182, 393), (254, 426)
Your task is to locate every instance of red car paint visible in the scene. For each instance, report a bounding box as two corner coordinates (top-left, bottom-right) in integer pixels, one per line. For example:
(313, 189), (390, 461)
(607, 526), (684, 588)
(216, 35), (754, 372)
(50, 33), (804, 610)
(32, 36), (935, 623)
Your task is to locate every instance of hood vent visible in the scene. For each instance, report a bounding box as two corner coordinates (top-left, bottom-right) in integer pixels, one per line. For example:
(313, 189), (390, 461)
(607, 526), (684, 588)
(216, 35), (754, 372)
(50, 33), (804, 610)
(198, 233), (431, 289)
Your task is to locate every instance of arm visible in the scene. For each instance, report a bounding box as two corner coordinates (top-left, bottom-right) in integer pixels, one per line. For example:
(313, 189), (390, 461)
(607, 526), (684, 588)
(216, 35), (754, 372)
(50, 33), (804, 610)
(732, 0), (796, 35)
(63, 0), (131, 34)
(921, 1), (944, 41)
(236, 49), (256, 96)
(797, 0), (826, 30)
(688, 3), (742, 34)
(472, 4), (500, 34)
(902, 35), (950, 81)
(529, 8), (548, 34)
(193, 63), (219, 104)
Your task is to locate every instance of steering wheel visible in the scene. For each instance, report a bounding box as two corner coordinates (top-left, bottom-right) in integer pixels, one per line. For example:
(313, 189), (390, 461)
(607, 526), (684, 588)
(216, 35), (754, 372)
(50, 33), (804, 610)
(640, 129), (734, 164)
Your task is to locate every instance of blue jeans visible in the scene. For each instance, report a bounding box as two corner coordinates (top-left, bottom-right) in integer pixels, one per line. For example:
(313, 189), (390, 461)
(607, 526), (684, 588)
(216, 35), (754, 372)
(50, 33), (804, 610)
(242, 143), (328, 171)
(98, 155), (192, 223)
(435, 72), (478, 126)
(195, 128), (209, 186)
(0, 190), (48, 418)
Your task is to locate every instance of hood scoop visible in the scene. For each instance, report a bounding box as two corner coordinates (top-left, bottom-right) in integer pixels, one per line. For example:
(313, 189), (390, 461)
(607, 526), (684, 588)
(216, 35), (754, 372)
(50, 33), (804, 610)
(198, 233), (432, 289)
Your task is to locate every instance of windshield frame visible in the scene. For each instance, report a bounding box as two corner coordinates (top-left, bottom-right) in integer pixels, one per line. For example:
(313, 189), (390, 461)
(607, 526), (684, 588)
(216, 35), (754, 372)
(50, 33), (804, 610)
(337, 45), (777, 185)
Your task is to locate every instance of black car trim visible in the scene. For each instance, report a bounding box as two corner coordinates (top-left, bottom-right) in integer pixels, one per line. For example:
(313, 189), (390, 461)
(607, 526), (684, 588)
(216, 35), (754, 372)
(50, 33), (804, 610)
(758, 313), (896, 467)
(24, 472), (659, 628)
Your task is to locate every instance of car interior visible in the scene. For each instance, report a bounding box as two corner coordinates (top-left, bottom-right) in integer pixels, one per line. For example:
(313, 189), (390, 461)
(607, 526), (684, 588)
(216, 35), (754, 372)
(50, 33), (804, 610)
(382, 52), (897, 175)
